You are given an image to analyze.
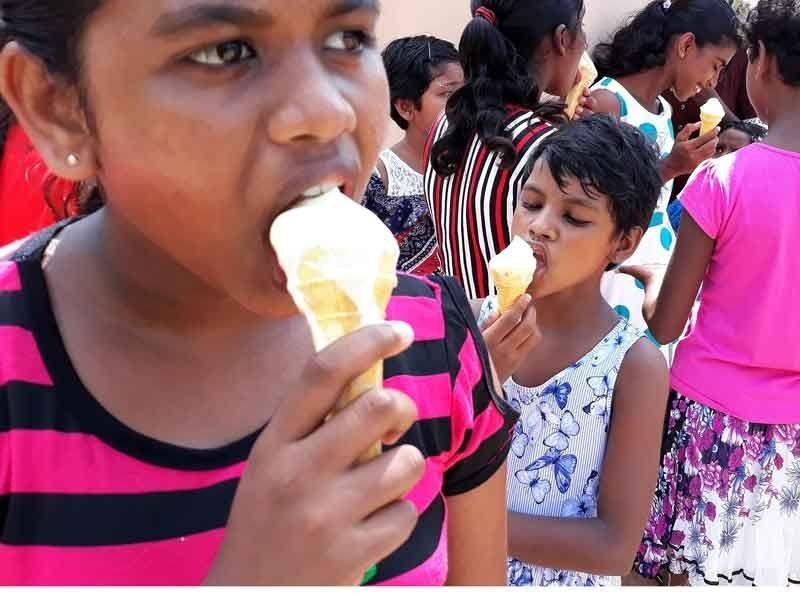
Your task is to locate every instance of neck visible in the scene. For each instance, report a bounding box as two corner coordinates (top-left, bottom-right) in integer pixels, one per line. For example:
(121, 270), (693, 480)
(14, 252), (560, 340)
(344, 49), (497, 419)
(534, 275), (617, 336)
(762, 89), (800, 153)
(617, 67), (673, 113)
(392, 130), (427, 174)
(64, 209), (276, 338)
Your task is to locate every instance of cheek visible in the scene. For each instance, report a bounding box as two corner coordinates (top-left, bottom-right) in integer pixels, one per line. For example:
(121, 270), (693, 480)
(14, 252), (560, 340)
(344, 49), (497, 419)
(351, 58), (390, 191)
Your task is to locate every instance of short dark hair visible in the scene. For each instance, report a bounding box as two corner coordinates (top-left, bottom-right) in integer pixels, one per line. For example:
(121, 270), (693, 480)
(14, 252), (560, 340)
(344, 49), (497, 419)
(745, 0), (800, 86)
(382, 36), (459, 130)
(526, 115), (662, 236)
(721, 119), (767, 141)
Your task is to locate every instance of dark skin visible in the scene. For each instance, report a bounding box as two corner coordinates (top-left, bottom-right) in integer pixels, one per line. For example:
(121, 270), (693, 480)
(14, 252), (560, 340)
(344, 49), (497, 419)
(499, 160), (669, 576)
(591, 34), (738, 182)
(622, 41), (800, 343)
(0, 0), (507, 585)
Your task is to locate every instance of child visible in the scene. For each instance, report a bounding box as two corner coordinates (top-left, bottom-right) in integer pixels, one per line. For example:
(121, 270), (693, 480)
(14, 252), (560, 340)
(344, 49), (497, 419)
(590, 0), (741, 346)
(0, 0), (517, 586)
(715, 119), (767, 156)
(624, 0), (800, 586)
(669, 118), (767, 232)
(481, 116), (670, 586)
(362, 36), (463, 275)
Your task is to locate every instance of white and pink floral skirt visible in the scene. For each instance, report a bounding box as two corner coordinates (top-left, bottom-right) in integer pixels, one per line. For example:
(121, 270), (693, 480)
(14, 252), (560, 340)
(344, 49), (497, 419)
(635, 392), (800, 586)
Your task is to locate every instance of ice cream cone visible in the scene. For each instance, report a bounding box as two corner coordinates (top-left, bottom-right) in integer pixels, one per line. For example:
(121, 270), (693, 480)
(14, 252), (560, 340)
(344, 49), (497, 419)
(489, 236), (537, 315)
(270, 189), (400, 462)
(699, 98), (725, 136)
(565, 52), (599, 119)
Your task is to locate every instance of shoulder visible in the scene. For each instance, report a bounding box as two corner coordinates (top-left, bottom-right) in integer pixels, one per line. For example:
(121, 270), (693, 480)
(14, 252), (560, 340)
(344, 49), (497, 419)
(614, 337), (669, 409)
(590, 89), (622, 118)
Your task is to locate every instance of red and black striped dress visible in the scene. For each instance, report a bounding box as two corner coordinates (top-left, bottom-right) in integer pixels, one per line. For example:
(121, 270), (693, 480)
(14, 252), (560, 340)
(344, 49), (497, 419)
(423, 108), (555, 300)
(0, 225), (518, 585)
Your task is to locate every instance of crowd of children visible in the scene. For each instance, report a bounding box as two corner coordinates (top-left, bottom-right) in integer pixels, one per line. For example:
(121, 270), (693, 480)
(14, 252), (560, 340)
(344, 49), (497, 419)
(0, 0), (797, 589)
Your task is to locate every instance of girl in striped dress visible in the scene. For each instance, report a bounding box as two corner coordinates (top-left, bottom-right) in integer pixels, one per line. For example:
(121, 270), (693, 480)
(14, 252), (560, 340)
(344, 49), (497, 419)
(424, 0), (589, 301)
(590, 0), (741, 350)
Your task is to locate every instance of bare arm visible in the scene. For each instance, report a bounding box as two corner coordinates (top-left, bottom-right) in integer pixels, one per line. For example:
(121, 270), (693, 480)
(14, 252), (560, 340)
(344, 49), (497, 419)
(589, 89), (622, 119)
(446, 465), (509, 585)
(508, 339), (669, 575)
(621, 211), (714, 344)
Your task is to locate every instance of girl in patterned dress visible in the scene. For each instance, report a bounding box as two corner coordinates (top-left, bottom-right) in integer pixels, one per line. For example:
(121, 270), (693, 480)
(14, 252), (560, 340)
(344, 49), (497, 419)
(590, 0), (741, 354)
(362, 36), (463, 275)
(480, 116), (669, 586)
(623, 0), (800, 586)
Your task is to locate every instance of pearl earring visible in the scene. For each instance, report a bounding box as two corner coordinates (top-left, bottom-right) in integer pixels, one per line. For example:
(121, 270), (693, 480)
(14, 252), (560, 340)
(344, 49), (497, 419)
(66, 153), (80, 167)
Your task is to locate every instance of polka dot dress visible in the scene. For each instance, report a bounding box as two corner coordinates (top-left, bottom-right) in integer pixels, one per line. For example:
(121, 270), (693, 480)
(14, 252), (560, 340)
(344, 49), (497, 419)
(592, 77), (677, 361)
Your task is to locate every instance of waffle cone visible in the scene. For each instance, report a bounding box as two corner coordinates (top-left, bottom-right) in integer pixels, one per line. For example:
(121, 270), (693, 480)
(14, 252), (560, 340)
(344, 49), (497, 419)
(565, 52), (598, 119)
(700, 115), (722, 136)
(494, 279), (532, 314)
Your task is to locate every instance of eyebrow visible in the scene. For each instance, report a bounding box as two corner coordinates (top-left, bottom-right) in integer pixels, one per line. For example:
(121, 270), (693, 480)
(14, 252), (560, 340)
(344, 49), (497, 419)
(152, 4), (274, 36)
(151, 0), (379, 37)
(523, 183), (599, 209)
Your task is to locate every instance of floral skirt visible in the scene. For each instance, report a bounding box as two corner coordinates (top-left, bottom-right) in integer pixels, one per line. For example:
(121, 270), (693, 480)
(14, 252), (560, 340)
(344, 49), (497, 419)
(635, 392), (800, 586)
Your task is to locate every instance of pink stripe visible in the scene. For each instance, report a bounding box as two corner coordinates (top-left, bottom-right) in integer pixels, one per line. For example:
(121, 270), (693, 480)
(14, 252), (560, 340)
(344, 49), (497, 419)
(384, 372), (451, 420)
(377, 508), (448, 586)
(0, 325), (52, 386)
(446, 333), (506, 468)
(0, 261), (21, 292)
(386, 295), (444, 342)
(0, 529), (224, 585)
(404, 461), (443, 514)
(4, 430), (246, 494)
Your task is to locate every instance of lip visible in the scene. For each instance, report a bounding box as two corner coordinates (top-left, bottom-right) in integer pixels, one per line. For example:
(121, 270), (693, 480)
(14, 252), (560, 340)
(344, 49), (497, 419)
(271, 155), (360, 220)
(529, 241), (549, 268)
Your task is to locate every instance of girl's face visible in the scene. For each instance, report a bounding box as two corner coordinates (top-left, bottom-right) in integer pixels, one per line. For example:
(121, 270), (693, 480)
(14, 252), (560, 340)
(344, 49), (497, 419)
(672, 37), (738, 101)
(716, 127), (752, 156)
(414, 61), (463, 137)
(745, 43), (769, 123)
(78, 0), (389, 317)
(511, 159), (637, 301)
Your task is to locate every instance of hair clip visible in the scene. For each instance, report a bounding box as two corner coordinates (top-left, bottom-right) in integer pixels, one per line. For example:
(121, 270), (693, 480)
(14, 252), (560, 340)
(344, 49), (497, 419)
(474, 6), (498, 26)
(428, 40), (432, 61)
(662, 0), (673, 11)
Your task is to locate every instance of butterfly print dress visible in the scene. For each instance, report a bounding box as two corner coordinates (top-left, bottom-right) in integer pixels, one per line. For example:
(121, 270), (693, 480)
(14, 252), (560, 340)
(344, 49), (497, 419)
(505, 319), (643, 587)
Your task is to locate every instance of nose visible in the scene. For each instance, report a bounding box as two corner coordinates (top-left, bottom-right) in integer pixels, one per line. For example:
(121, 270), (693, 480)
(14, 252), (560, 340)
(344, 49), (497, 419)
(267, 50), (357, 145)
(528, 206), (558, 241)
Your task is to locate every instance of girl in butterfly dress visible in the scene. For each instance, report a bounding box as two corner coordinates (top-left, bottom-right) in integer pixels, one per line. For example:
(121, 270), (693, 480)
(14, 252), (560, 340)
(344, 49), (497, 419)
(478, 116), (669, 587)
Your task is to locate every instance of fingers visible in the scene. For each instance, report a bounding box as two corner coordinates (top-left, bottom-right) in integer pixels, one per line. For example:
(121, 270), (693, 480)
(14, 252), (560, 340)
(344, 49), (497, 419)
(696, 134), (720, 160)
(479, 309), (499, 333)
(676, 122), (701, 143)
(307, 388), (419, 468)
(268, 321), (415, 443)
(504, 304), (541, 351)
(342, 445), (426, 519)
(354, 500), (419, 576)
(483, 295), (531, 343)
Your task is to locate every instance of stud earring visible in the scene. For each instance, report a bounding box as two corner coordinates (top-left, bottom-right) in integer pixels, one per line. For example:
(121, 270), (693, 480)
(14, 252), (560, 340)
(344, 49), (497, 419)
(66, 153), (80, 167)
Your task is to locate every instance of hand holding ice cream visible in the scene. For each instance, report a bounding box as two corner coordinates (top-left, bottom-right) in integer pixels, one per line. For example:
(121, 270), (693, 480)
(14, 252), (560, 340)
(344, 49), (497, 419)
(270, 187), (400, 462)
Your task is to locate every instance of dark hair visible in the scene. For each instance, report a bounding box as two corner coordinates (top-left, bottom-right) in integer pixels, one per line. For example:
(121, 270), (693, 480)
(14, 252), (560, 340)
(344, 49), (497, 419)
(745, 0), (800, 86)
(382, 36), (459, 131)
(431, 0), (584, 177)
(0, 0), (104, 214)
(526, 115), (662, 237)
(721, 119), (767, 141)
(593, 0), (742, 79)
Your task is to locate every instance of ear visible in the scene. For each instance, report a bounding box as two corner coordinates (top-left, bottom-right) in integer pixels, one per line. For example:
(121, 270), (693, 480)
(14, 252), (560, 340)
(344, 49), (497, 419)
(393, 98), (418, 125)
(609, 226), (644, 266)
(552, 24), (569, 57)
(0, 42), (97, 182)
(676, 32), (697, 60)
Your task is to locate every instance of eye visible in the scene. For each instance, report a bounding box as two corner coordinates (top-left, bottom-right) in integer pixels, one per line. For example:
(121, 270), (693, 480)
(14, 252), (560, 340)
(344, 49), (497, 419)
(565, 214), (590, 226)
(188, 40), (256, 66)
(521, 201), (542, 212)
(324, 30), (374, 53)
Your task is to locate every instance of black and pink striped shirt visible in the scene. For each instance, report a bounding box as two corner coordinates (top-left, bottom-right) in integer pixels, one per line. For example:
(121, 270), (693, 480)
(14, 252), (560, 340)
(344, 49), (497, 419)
(0, 227), (517, 585)
(423, 109), (555, 300)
